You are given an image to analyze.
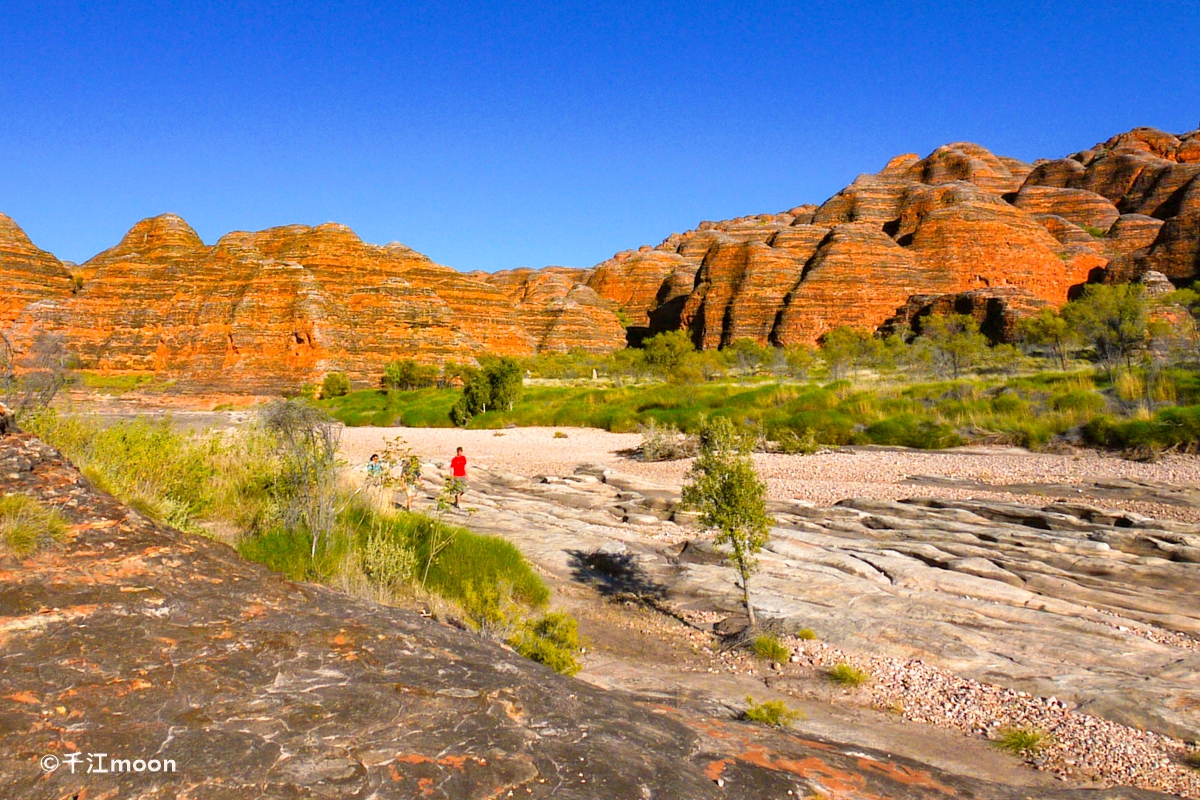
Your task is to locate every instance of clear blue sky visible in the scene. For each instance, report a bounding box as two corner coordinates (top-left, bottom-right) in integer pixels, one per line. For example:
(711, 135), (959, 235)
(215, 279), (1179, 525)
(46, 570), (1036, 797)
(2, 1), (1197, 269)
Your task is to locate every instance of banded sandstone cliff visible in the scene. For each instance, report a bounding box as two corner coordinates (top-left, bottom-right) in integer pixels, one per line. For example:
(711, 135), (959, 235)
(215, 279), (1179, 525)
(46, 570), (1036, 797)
(1, 125), (1198, 391)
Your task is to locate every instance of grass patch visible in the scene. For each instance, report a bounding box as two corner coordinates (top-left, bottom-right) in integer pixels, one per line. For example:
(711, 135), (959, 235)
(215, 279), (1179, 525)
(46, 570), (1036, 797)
(796, 628), (817, 640)
(743, 696), (804, 727)
(0, 494), (68, 556)
(510, 612), (584, 676)
(992, 726), (1050, 756)
(319, 367), (1200, 454)
(827, 662), (870, 687)
(751, 634), (790, 662)
(77, 371), (157, 395)
(1183, 750), (1200, 771)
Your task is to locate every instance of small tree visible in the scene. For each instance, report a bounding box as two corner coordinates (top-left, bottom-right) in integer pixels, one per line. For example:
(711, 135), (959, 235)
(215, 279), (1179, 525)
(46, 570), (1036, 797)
(322, 372), (351, 398)
(1019, 308), (1076, 370)
(780, 344), (816, 380)
(681, 417), (773, 628)
(1062, 284), (1149, 382)
(260, 400), (343, 557)
(382, 359), (438, 391)
(819, 326), (872, 380)
(917, 313), (988, 379)
(482, 356), (524, 411)
(642, 330), (695, 380)
(727, 338), (770, 375)
(1, 331), (73, 420)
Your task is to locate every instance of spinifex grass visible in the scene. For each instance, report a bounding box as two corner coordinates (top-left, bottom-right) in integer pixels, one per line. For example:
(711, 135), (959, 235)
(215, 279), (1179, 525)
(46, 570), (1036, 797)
(992, 726), (1050, 756)
(750, 634), (790, 662)
(827, 662), (870, 687)
(0, 494), (67, 556)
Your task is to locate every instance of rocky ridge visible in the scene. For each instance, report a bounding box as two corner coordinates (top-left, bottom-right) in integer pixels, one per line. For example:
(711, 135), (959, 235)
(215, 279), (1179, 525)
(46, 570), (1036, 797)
(2, 126), (1198, 390)
(592, 127), (1200, 347)
(2, 427), (1175, 798)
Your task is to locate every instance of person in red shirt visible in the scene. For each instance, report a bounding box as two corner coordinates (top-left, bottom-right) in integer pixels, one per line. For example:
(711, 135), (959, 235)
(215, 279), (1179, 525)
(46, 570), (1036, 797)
(449, 447), (468, 507)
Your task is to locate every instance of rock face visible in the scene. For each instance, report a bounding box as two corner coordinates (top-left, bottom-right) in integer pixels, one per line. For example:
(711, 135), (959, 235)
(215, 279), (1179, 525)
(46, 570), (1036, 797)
(0, 213), (73, 329)
(2, 126), (1199, 389)
(583, 127), (1200, 346)
(10, 218), (623, 393)
(2, 433), (1169, 799)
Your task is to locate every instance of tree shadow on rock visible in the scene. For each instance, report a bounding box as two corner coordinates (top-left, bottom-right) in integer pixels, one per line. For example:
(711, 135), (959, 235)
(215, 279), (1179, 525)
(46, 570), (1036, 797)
(567, 549), (668, 600)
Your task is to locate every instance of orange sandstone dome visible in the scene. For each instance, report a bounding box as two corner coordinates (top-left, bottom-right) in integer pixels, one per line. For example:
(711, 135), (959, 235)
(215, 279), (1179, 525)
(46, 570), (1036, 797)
(1, 125), (1197, 392)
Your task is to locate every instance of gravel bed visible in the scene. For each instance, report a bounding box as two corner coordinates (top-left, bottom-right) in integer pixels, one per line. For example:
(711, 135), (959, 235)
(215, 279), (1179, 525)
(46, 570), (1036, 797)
(782, 637), (1200, 796)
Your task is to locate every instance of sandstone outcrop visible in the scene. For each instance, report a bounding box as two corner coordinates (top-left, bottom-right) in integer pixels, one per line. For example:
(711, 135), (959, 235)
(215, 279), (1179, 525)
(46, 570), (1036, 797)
(586, 126), (1200, 347)
(9, 217), (623, 392)
(0, 213), (73, 328)
(2, 127), (1199, 388)
(5, 432), (1171, 798)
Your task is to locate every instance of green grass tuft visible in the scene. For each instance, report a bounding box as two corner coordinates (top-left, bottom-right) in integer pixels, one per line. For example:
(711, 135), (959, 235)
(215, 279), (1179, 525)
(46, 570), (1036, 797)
(827, 662), (870, 687)
(751, 634), (790, 662)
(992, 726), (1050, 756)
(743, 696), (804, 727)
(796, 628), (817, 640)
(0, 494), (68, 556)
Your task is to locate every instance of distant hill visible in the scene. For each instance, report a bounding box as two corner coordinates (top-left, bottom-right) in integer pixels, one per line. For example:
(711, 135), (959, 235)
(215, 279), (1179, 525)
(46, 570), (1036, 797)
(2, 126), (1197, 392)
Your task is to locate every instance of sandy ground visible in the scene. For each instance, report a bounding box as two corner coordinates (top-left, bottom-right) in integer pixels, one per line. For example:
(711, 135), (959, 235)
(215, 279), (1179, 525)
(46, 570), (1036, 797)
(341, 425), (1200, 520)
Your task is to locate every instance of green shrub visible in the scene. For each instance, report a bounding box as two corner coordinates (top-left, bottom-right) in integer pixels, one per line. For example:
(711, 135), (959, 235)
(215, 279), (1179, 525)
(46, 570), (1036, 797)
(510, 612), (583, 675)
(1051, 388), (1106, 414)
(796, 628), (817, 640)
(862, 415), (963, 449)
(0, 494), (67, 556)
(743, 696), (804, 727)
(751, 634), (790, 662)
(827, 662), (870, 686)
(361, 528), (417, 588)
(992, 726), (1049, 756)
(322, 372), (351, 398)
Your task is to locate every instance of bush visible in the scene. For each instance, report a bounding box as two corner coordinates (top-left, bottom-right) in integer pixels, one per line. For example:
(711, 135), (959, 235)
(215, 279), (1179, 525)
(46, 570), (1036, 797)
(827, 662), (870, 686)
(862, 415), (962, 449)
(992, 726), (1049, 756)
(743, 696), (804, 727)
(382, 359), (439, 391)
(751, 634), (790, 662)
(639, 420), (698, 461)
(510, 611), (583, 675)
(796, 628), (817, 640)
(361, 528), (417, 588)
(0, 494), (67, 556)
(322, 372), (351, 398)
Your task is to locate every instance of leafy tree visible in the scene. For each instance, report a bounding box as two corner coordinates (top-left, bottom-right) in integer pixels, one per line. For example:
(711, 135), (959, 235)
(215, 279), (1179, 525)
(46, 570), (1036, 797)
(1062, 284), (1149, 381)
(321, 372), (351, 398)
(1019, 308), (1076, 370)
(482, 356), (524, 411)
(642, 330), (695, 380)
(917, 313), (988, 379)
(780, 344), (817, 380)
(727, 338), (770, 374)
(382, 359), (439, 391)
(818, 326), (873, 380)
(681, 416), (773, 628)
(449, 357), (525, 425)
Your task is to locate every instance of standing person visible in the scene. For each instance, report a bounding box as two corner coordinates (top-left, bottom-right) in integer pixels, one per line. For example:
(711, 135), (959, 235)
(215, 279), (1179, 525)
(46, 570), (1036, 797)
(366, 453), (383, 483)
(450, 446), (468, 507)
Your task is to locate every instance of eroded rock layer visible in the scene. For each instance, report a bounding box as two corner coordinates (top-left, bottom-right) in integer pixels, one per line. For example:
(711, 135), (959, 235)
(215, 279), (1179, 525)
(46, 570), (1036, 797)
(584, 126), (1200, 346)
(2, 126), (1199, 390)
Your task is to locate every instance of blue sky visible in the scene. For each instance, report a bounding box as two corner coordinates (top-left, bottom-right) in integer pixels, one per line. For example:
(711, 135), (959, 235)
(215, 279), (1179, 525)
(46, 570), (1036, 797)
(1, 1), (1197, 269)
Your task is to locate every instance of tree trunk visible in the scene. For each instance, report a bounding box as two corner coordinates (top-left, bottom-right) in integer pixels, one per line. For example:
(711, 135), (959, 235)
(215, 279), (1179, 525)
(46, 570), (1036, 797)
(743, 580), (756, 628)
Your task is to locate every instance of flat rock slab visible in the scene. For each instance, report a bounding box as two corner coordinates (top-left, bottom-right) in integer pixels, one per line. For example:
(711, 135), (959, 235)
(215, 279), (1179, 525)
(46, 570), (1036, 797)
(1, 432), (1166, 799)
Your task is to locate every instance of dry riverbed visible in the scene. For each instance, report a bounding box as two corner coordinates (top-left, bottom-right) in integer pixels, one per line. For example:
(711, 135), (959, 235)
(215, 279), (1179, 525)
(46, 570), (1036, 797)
(341, 425), (1200, 522)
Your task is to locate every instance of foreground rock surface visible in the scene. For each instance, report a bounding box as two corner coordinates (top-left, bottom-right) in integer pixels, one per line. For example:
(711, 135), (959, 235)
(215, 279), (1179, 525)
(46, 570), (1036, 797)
(2, 433), (1168, 798)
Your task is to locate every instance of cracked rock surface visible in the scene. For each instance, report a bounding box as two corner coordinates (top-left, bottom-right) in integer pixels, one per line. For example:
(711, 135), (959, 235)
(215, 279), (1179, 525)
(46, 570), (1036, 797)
(2, 431), (1170, 799)
(441, 462), (1200, 745)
